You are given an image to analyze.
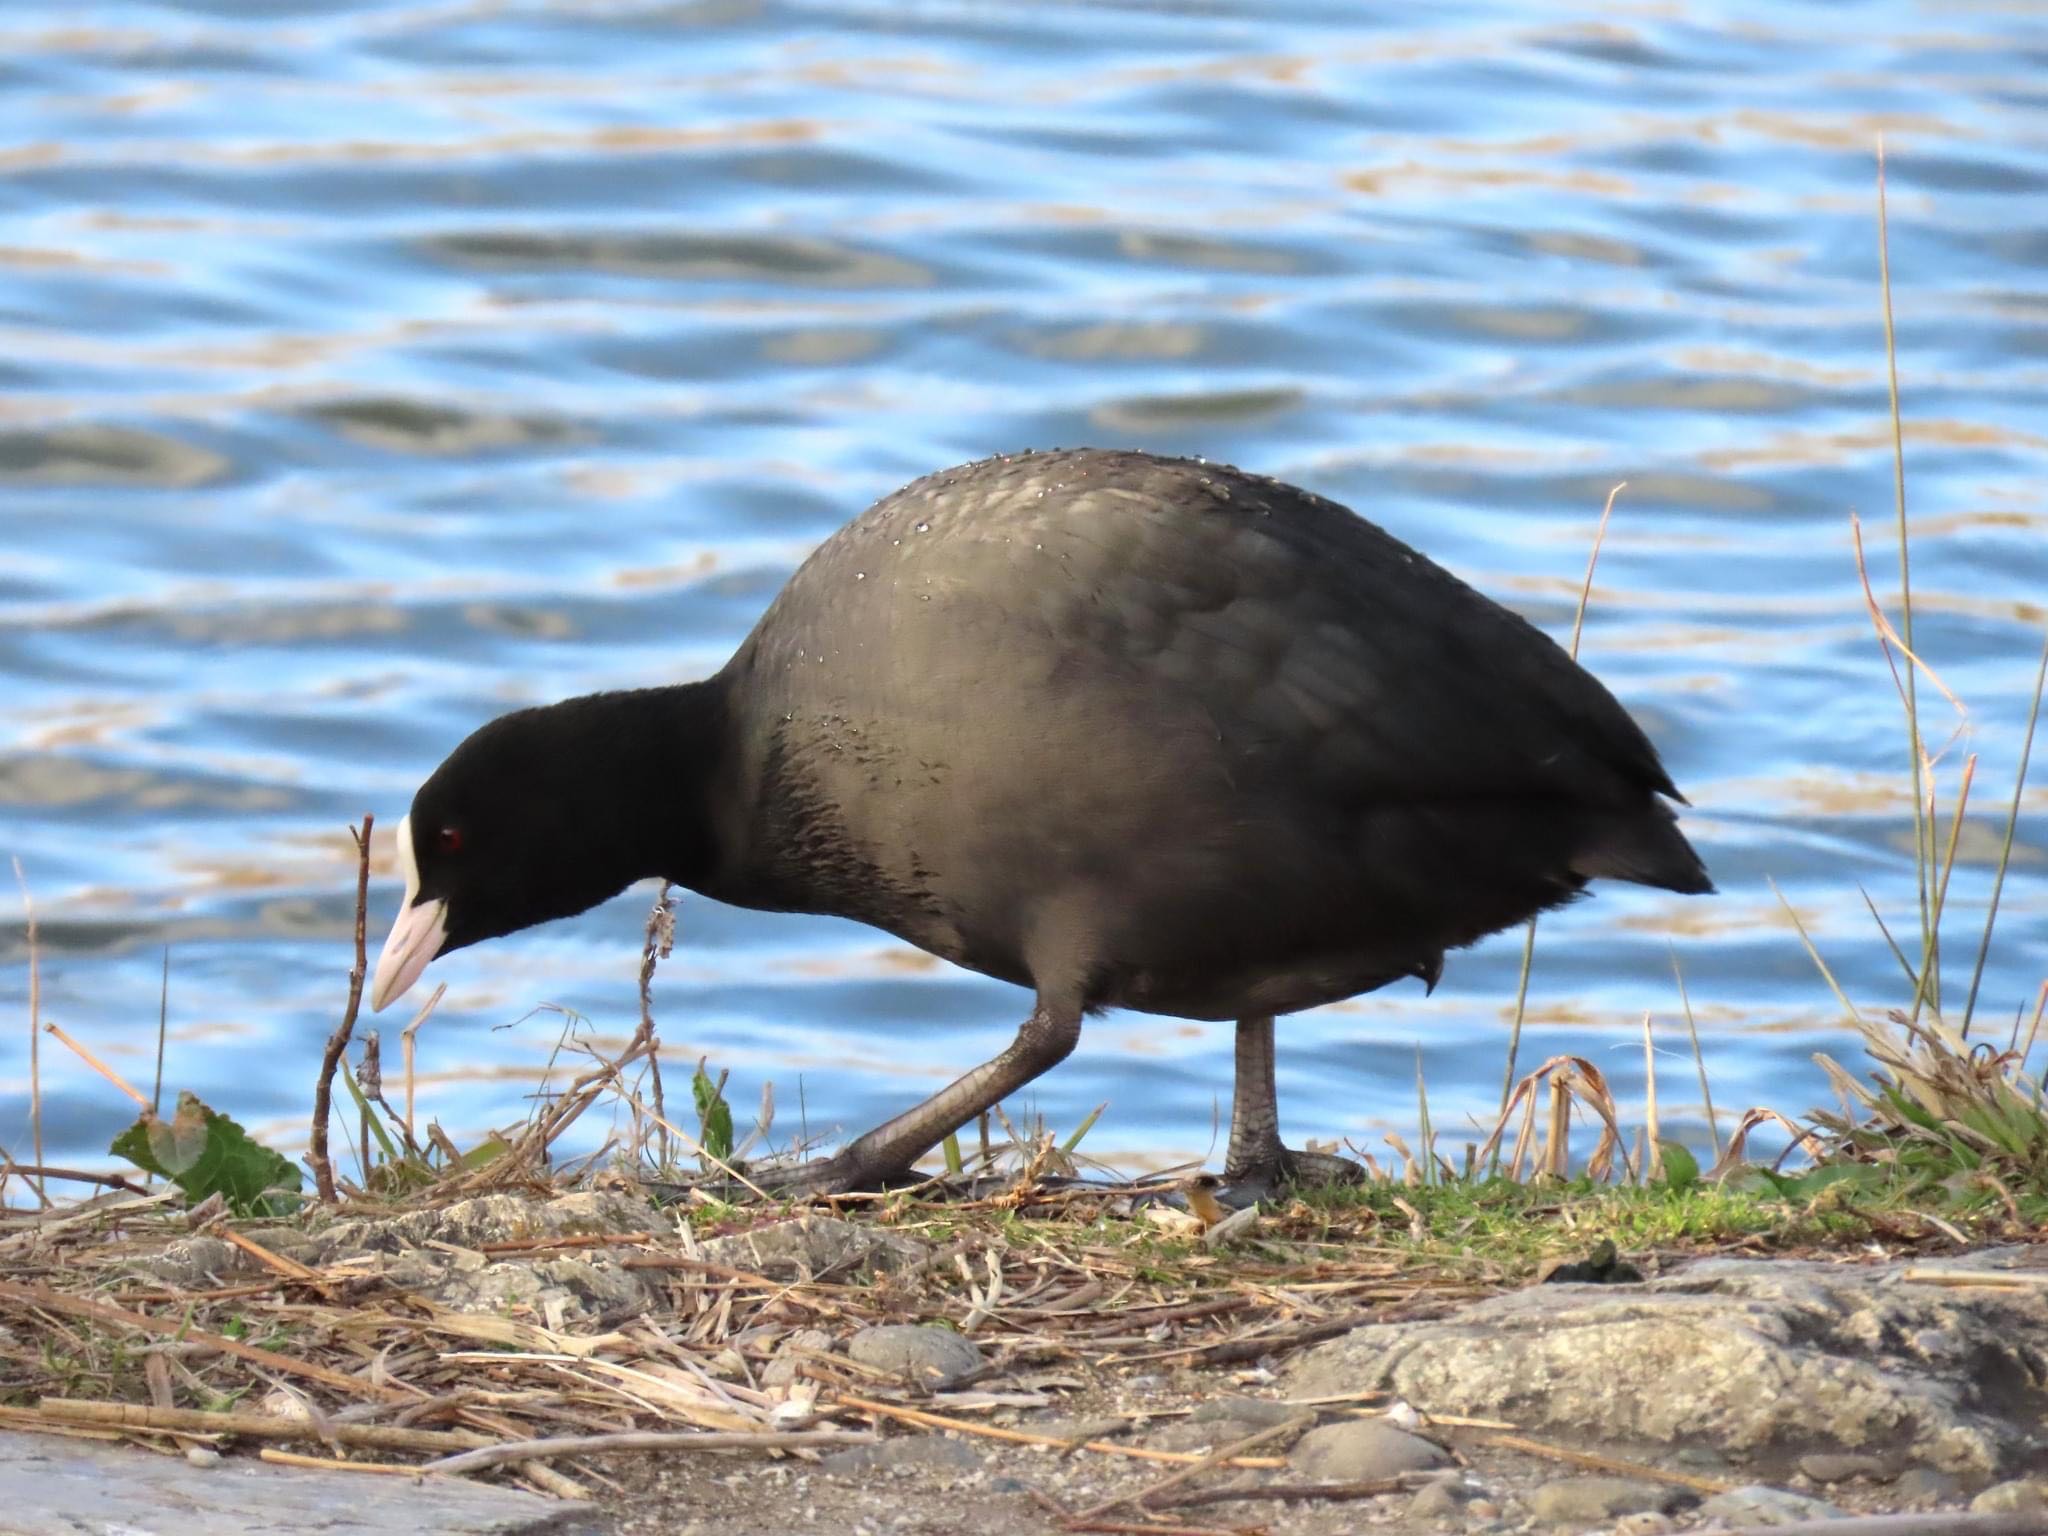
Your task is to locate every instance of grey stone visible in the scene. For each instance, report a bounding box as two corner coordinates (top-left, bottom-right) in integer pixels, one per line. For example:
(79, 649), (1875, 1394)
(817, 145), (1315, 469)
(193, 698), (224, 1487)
(1032, 1415), (1128, 1445)
(1289, 1420), (1449, 1481)
(1797, 1450), (1890, 1483)
(1972, 1478), (2048, 1514)
(1527, 1476), (1678, 1524)
(1407, 1479), (1475, 1519)
(1287, 1248), (2048, 1473)
(0, 1428), (593, 1533)
(428, 1253), (652, 1327)
(822, 1435), (982, 1475)
(699, 1215), (930, 1279)
(315, 1190), (659, 1259)
(133, 1235), (244, 1289)
(846, 1324), (983, 1388)
(1895, 1466), (1965, 1505)
(1189, 1396), (1303, 1429)
(1696, 1484), (1844, 1525)
(1147, 1417), (1268, 1453)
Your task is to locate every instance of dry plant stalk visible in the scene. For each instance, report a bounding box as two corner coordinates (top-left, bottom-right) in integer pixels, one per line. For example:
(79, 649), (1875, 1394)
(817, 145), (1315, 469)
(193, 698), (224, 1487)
(310, 814), (373, 1204)
(12, 857), (41, 1207)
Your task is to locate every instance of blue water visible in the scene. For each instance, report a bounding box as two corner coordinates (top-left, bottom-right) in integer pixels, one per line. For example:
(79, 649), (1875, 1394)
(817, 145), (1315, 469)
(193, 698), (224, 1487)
(2, 0), (2044, 1188)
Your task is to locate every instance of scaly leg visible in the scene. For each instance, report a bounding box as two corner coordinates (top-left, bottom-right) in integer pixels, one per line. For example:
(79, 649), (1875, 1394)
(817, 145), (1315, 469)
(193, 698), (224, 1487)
(1223, 1014), (1361, 1196)
(779, 999), (1083, 1196)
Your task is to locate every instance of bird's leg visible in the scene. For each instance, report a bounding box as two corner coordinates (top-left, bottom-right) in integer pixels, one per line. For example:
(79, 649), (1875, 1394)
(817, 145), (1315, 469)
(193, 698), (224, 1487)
(1222, 1014), (1362, 1198)
(774, 999), (1083, 1198)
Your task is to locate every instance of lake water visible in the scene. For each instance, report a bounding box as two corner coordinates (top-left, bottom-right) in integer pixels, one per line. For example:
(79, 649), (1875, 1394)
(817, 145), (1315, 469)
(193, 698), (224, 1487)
(2, 0), (2044, 1188)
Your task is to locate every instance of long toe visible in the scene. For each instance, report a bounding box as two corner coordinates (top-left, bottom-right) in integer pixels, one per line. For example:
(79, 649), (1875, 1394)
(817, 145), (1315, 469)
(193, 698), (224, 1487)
(1220, 1145), (1366, 1206)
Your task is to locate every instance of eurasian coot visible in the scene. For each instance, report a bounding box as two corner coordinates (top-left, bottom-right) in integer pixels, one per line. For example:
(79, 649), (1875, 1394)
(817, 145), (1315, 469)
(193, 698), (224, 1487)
(371, 449), (1711, 1191)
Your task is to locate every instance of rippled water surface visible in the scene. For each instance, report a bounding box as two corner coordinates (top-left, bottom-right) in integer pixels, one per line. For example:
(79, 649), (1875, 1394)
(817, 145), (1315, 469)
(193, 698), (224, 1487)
(3, 0), (2046, 1182)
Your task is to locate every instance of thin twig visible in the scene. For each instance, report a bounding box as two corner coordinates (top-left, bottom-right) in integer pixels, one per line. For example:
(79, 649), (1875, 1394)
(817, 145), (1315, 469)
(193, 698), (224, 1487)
(154, 945), (170, 1117)
(37, 1399), (486, 1452)
(837, 1395), (1285, 1470)
(310, 814), (373, 1204)
(422, 1427), (872, 1477)
(1066, 1412), (1313, 1522)
(1153, 1476), (1421, 1511)
(12, 858), (42, 1207)
(1962, 631), (2046, 1037)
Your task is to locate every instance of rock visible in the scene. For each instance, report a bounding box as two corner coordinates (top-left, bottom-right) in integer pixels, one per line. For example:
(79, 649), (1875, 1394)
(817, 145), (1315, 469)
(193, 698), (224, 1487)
(1895, 1467), (1964, 1505)
(1972, 1478), (2048, 1514)
(699, 1215), (930, 1279)
(1148, 1418), (1269, 1453)
(1527, 1476), (1678, 1524)
(133, 1235), (244, 1289)
(846, 1324), (983, 1388)
(1798, 1450), (1890, 1483)
(316, 1190), (659, 1258)
(1289, 1420), (1449, 1481)
(1287, 1247), (2048, 1473)
(822, 1435), (982, 1475)
(1696, 1485), (1844, 1525)
(429, 1254), (652, 1327)
(1189, 1396), (1303, 1429)
(1407, 1479), (1474, 1518)
(1612, 1515), (1674, 1536)
(0, 1428), (592, 1533)
(762, 1327), (837, 1388)
(1031, 1415), (1128, 1446)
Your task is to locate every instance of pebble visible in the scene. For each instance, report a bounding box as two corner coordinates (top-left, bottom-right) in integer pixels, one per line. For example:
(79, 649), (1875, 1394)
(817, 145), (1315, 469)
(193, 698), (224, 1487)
(1797, 1451), (1890, 1484)
(1971, 1478), (2048, 1514)
(845, 1324), (984, 1388)
(1289, 1420), (1450, 1481)
(1407, 1479), (1474, 1519)
(1895, 1467), (1964, 1506)
(183, 1446), (221, 1468)
(1528, 1476), (1678, 1524)
(1697, 1485), (1844, 1525)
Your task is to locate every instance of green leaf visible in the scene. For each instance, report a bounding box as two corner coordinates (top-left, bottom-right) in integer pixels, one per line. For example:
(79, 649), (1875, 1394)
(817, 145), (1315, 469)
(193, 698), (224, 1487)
(692, 1064), (734, 1163)
(1657, 1141), (1701, 1191)
(111, 1091), (302, 1217)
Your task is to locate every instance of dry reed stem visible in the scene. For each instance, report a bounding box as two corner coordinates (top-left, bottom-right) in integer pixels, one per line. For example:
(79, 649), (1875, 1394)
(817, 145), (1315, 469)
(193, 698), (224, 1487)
(41, 1022), (150, 1110)
(37, 1399), (488, 1452)
(1066, 1412), (1314, 1521)
(12, 858), (42, 1207)
(0, 1279), (410, 1402)
(310, 814), (373, 1204)
(422, 1426), (874, 1477)
(257, 1449), (430, 1475)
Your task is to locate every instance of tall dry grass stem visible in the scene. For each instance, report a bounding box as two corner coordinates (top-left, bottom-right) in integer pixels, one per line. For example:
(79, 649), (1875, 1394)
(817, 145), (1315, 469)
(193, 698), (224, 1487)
(1496, 480), (1625, 1132)
(1876, 136), (1932, 983)
(12, 857), (41, 1206)
(1962, 634), (2047, 1037)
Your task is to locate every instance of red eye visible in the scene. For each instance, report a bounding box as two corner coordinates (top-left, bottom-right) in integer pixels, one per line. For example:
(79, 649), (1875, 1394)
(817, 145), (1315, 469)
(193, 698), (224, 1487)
(436, 827), (463, 855)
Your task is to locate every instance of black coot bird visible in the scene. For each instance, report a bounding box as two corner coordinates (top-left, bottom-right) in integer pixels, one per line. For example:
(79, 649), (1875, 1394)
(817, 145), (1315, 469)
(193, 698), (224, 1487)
(371, 449), (1711, 1192)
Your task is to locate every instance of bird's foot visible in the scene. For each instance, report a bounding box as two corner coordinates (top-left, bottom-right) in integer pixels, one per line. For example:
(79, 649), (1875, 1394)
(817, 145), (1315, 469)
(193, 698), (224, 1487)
(1219, 1144), (1366, 1207)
